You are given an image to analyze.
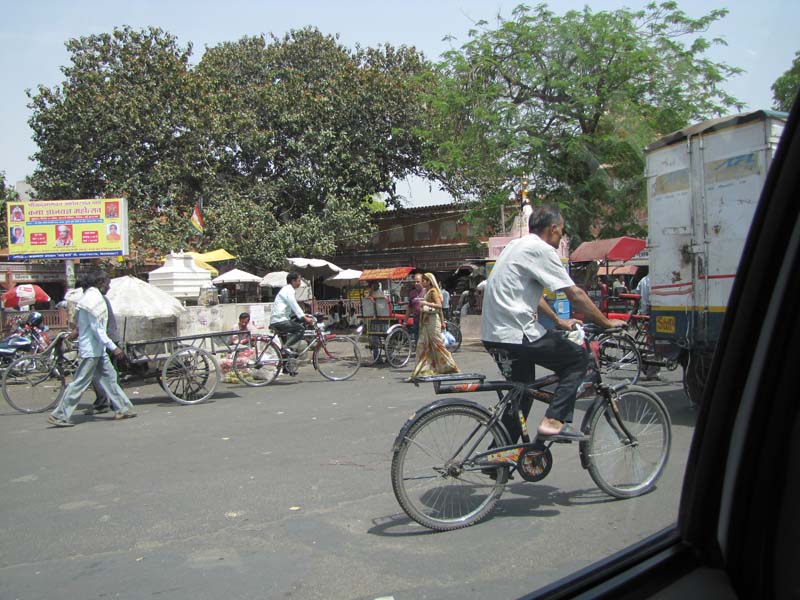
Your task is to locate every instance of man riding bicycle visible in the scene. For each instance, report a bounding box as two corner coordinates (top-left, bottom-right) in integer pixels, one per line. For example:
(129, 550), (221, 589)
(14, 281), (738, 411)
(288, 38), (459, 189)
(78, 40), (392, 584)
(270, 272), (314, 356)
(481, 205), (626, 442)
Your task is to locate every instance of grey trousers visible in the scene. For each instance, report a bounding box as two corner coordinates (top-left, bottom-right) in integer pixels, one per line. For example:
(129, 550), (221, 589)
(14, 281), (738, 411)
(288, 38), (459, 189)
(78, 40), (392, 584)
(51, 354), (134, 421)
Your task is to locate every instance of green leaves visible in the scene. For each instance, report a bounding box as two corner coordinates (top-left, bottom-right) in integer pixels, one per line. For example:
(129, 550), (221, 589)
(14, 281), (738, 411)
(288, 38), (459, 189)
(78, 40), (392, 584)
(423, 2), (742, 243)
(27, 26), (432, 268)
(772, 50), (800, 112)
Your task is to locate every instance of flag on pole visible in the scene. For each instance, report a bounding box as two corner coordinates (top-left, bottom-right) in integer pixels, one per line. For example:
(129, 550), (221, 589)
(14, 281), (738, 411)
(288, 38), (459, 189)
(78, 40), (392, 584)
(190, 200), (204, 234)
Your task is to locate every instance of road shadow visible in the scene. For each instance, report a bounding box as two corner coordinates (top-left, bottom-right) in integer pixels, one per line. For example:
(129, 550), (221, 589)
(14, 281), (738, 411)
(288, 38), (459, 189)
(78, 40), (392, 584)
(368, 483), (620, 536)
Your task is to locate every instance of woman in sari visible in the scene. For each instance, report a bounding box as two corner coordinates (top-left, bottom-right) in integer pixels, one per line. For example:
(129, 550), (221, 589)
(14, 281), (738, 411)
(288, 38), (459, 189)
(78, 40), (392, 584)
(409, 273), (460, 380)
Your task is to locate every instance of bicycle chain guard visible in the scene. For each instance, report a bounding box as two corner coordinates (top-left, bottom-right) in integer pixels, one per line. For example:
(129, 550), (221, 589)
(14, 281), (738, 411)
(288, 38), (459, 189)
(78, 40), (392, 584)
(516, 447), (553, 482)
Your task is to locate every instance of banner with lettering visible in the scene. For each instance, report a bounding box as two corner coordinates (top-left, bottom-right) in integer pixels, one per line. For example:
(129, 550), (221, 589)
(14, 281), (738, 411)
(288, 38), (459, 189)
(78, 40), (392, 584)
(7, 198), (129, 259)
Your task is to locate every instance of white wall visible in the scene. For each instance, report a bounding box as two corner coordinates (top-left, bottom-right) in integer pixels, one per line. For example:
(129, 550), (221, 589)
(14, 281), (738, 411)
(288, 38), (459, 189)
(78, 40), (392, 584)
(176, 302), (273, 336)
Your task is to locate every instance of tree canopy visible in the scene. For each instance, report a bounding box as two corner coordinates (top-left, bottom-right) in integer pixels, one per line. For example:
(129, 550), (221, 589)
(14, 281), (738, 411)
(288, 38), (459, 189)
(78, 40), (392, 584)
(772, 50), (800, 113)
(25, 5), (747, 261)
(422, 2), (743, 243)
(27, 26), (431, 267)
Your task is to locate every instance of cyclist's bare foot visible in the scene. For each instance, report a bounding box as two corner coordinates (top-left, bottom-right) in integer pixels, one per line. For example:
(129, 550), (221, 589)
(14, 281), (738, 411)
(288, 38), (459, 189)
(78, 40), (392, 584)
(537, 418), (588, 441)
(537, 417), (564, 436)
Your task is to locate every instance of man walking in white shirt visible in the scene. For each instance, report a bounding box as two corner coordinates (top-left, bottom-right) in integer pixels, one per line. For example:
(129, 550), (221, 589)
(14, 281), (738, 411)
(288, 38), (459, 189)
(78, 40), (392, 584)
(48, 270), (136, 427)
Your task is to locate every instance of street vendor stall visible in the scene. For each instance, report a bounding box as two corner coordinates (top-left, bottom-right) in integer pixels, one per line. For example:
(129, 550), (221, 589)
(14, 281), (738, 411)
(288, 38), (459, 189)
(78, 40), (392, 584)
(570, 236), (646, 319)
(212, 268), (262, 303)
(357, 267), (414, 367)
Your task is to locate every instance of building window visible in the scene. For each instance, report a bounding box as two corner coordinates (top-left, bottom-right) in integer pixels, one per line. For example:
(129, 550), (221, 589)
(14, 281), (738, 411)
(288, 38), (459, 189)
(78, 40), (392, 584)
(388, 225), (405, 244)
(440, 220), (457, 241)
(414, 223), (431, 242)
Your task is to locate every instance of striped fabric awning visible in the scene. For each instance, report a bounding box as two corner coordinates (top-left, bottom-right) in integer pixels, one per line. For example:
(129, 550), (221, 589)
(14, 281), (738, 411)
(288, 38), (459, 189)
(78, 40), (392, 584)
(359, 267), (414, 281)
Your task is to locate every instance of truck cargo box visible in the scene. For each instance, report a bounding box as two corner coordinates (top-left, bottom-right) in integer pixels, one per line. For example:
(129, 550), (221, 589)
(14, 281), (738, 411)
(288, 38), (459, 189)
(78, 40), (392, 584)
(645, 110), (787, 402)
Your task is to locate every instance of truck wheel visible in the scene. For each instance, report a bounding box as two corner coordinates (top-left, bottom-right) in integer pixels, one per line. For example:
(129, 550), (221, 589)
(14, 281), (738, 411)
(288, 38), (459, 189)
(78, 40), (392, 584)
(683, 350), (711, 407)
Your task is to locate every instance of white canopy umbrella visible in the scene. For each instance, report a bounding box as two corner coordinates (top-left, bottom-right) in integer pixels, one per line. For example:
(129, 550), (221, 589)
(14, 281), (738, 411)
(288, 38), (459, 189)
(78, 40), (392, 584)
(285, 257), (342, 278)
(259, 271), (311, 302)
(212, 268), (262, 285)
(260, 271), (291, 288)
(285, 258), (342, 301)
(324, 269), (363, 288)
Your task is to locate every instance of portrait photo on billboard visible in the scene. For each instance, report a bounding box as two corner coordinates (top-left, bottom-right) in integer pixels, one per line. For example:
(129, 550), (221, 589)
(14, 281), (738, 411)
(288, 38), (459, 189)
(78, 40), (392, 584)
(54, 224), (73, 247)
(10, 226), (24, 244)
(106, 222), (121, 241)
(9, 205), (25, 222)
(105, 201), (120, 219)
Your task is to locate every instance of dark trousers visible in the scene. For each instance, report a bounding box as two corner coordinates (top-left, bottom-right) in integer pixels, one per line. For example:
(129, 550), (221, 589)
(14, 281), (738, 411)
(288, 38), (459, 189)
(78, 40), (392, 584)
(484, 330), (588, 442)
(409, 317), (419, 347)
(271, 319), (305, 350)
(93, 350), (121, 408)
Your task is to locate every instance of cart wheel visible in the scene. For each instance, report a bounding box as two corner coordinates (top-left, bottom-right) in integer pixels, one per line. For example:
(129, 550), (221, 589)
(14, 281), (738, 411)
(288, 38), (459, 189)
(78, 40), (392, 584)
(161, 347), (220, 405)
(362, 335), (383, 366)
(386, 328), (412, 368)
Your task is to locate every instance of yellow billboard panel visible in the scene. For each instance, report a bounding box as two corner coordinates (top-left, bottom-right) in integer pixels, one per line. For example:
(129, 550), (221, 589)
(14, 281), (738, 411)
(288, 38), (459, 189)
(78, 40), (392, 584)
(7, 198), (129, 259)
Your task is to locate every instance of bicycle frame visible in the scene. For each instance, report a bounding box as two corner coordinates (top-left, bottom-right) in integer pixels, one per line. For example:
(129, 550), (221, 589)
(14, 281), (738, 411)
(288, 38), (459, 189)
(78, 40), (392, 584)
(402, 344), (640, 477)
(248, 320), (339, 367)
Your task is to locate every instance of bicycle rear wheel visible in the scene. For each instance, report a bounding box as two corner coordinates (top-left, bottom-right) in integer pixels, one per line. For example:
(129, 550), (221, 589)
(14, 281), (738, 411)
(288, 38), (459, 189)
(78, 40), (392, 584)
(391, 404), (510, 531)
(361, 335), (382, 366)
(313, 336), (361, 381)
(233, 339), (281, 387)
(597, 332), (641, 385)
(581, 386), (671, 498)
(385, 328), (412, 368)
(3, 355), (65, 414)
(444, 320), (462, 352)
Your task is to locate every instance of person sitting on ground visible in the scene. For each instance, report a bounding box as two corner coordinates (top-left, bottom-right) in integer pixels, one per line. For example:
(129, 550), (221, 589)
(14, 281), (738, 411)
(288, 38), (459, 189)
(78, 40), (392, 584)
(269, 272), (314, 355)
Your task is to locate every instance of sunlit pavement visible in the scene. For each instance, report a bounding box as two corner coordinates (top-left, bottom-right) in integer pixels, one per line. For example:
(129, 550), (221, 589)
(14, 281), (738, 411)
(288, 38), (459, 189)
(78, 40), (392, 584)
(0, 345), (695, 600)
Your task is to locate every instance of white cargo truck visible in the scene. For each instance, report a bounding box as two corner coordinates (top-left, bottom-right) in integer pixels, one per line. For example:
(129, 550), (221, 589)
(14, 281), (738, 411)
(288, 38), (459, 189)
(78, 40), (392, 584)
(645, 110), (787, 404)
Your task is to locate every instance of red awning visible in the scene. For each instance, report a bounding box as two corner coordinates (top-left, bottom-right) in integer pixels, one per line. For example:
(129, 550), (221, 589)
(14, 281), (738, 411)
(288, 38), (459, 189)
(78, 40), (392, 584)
(359, 267), (414, 281)
(597, 265), (638, 276)
(570, 237), (646, 263)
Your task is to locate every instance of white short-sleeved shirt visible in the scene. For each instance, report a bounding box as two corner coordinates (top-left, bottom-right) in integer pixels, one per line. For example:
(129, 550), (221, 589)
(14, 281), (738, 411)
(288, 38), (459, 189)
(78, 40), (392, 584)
(481, 234), (574, 344)
(270, 284), (305, 324)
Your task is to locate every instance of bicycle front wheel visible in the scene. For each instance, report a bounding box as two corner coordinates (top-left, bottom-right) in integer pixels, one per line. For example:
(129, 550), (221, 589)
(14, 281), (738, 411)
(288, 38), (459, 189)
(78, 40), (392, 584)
(233, 339), (281, 387)
(385, 328), (412, 368)
(3, 355), (65, 414)
(597, 332), (641, 385)
(313, 336), (361, 381)
(391, 404), (510, 531)
(581, 386), (671, 498)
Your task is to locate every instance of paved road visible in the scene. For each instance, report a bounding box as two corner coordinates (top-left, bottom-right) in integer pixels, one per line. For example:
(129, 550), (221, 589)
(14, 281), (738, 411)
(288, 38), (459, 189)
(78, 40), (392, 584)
(0, 345), (697, 600)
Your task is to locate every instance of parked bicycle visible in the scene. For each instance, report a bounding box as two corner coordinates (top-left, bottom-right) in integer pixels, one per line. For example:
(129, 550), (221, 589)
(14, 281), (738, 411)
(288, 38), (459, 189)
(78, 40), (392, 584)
(233, 314), (362, 386)
(595, 312), (683, 385)
(390, 324), (672, 531)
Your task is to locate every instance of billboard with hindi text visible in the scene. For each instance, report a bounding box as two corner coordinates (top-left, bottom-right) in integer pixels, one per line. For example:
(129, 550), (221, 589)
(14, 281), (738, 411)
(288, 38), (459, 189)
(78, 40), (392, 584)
(7, 198), (129, 259)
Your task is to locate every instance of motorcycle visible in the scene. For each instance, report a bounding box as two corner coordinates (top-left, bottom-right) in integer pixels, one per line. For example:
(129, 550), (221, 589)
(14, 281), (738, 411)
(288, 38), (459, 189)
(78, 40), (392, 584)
(0, 312), (50, 367)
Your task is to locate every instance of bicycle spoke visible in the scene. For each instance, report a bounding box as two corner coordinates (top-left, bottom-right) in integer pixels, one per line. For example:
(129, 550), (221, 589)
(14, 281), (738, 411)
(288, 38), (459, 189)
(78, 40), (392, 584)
(391, 405), (509, 530)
